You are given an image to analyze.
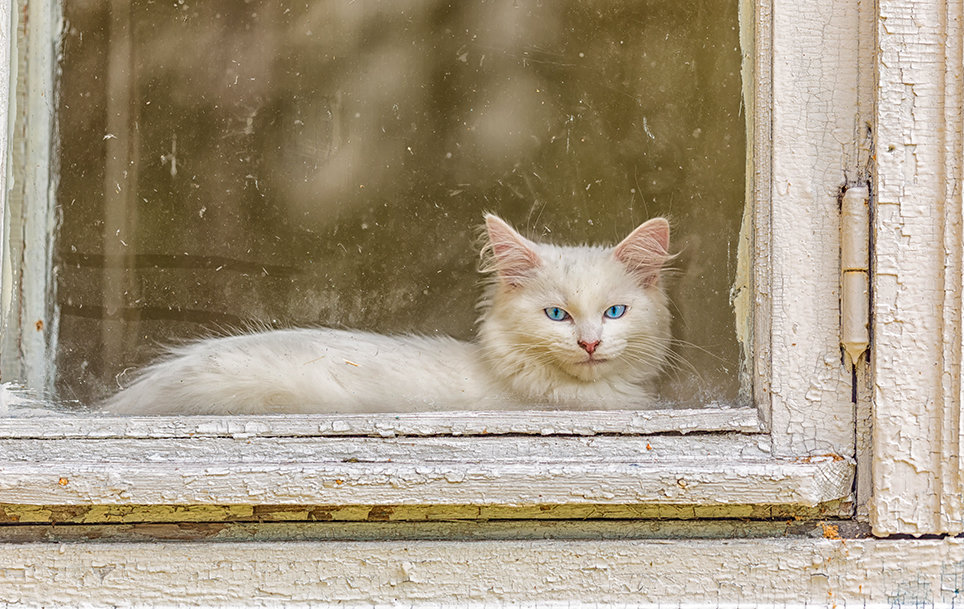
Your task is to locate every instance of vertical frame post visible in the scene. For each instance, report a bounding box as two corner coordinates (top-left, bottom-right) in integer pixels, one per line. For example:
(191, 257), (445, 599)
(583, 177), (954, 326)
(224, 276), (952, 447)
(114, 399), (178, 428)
(0, 0), (60, 395)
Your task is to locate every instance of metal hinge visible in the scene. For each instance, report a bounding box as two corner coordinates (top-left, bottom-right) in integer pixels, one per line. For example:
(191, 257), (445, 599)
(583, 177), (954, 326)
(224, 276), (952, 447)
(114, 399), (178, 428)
(841, 185), (870, 366)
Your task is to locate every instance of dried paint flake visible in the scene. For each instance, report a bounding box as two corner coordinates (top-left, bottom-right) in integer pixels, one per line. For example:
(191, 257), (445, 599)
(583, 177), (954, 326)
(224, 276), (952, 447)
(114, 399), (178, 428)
(820, 522), (842, 540)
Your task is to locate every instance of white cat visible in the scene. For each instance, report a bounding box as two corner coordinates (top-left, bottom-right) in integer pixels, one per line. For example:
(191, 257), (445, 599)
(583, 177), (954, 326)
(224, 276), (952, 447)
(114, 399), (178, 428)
(103, 215), (672, 414)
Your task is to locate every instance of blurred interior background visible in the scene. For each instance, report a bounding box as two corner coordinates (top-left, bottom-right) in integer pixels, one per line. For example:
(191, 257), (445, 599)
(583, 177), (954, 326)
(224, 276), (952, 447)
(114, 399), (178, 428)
(55, 0), (747, 409)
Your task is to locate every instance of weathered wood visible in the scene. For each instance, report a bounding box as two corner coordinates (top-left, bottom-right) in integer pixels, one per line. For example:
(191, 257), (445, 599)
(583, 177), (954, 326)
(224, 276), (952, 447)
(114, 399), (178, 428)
(0, 0), (59, 394)
(0, 433), (769, 463)
(0, 432), (854, 514)
(0, 406), (763, 438)
(0, 501), (855, 525)
(0, 537), (961, 607)
(737, 0), (773, 429)
(0, 519), (870, 543)
(872, 0), (964, 535)
(765, 0), (864, 457)
(0, 0), (867, 535)
(0, 456), (853, 507)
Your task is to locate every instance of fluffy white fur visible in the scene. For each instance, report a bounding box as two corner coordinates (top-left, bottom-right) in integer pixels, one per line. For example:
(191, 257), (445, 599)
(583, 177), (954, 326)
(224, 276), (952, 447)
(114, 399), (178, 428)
(103, 215), (672, 414)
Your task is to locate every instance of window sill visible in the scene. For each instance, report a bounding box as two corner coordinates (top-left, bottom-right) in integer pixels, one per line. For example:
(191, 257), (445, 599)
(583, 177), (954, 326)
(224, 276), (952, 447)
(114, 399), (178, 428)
(0, 409), (853, 515)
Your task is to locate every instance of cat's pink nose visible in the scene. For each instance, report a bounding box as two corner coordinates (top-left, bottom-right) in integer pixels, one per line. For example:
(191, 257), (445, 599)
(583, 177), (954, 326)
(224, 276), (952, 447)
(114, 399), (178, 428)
(578, 339), (600, 355)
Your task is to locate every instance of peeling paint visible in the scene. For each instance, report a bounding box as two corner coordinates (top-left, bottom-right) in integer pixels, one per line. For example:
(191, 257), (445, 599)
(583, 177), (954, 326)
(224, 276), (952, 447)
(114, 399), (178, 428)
(766, 0), (862, 458)
(0, 0), (957, 603)
(871, 0), (964, 535)
(0, 538), (960, 606)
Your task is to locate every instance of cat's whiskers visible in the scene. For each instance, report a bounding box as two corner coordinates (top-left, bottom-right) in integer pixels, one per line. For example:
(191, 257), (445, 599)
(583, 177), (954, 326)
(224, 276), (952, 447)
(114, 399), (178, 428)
(623, 342), (701, 382)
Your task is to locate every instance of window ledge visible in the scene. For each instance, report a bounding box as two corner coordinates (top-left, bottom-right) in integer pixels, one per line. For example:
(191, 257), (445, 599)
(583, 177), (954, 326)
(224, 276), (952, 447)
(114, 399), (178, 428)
(1, 537), (958, 606)
(0, 435), (852, 508)
(0, 406), (763, 437)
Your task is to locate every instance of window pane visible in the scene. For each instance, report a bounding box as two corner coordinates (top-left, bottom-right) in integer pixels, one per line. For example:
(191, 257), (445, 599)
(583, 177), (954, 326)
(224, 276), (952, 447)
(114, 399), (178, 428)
(55, 0), (746, 411)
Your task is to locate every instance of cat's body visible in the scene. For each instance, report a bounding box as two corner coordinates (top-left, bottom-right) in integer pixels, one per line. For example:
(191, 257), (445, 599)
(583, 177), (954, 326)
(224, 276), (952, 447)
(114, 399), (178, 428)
(104, 215), (672, 414)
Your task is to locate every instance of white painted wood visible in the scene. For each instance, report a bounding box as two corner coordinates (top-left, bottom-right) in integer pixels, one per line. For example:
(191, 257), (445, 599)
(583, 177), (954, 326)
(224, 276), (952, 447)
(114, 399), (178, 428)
(0, 0), (866, 519)
(0, 406), (762, 437)
(0, 0), (18, 383)
(0, 433), (771, 463)
(0, 0), (58, 394)
(871, 0), (964, 535)
(0, 537), (961, 607)
(765, 0), (867, 457)
(0, 455), (852, 508)
(0, 0), (10, 385)
(738, 0), (772, 428)
(0, 0), (8, 244)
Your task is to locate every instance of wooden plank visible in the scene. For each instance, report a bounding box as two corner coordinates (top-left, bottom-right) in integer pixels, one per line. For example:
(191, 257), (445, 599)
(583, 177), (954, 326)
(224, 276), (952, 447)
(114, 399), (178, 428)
(0, 0), (59, 393)
(0, 537), (961, 607)
(872, 0), (964, 535)
(0, 406), (763, 438)
(745, 0), (773, 430)
(0, 433), (770, 464)
(0, 456), (853, 507)
(0, 501), (855, 524)
(763, 0), (865, 458)
(0, 519), (869, 543)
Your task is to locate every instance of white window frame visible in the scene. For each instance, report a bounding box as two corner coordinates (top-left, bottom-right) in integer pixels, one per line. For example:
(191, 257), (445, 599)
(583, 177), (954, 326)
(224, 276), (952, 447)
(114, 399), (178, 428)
(869, 0), (964, 536)
(4, 0), (964, 603)
(0, 0), (872, 521)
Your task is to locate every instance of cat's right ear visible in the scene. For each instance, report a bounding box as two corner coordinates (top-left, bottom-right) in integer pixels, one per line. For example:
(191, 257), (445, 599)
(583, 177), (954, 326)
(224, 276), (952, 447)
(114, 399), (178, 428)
(482, 214), (542, 287)
(612, 217), (671, 288)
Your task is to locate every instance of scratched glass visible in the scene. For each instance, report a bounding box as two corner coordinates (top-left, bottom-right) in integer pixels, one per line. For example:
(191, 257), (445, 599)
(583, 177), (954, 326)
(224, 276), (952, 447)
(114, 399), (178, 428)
(54, 0), (746, 409)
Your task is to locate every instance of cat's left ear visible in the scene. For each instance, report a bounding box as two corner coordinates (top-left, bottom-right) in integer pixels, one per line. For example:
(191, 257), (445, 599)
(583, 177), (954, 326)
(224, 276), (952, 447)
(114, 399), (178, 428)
(483, 214), (542, 287)
(612, 218), (671, 288)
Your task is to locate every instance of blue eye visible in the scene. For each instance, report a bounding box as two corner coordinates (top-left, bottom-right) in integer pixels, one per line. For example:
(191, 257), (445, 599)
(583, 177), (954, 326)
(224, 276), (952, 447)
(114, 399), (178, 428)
(604, 305), (627, 319)
(544, 307), (570, 321)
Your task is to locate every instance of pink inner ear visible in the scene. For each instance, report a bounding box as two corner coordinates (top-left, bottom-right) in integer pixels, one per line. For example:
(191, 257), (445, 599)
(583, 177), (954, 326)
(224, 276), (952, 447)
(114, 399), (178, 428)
(484, 215), (541, 286)
(612, 218), (671, 287)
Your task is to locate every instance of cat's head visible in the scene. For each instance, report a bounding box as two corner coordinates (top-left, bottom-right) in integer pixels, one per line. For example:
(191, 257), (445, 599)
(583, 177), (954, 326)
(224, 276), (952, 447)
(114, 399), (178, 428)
(479, 215), (673, 393)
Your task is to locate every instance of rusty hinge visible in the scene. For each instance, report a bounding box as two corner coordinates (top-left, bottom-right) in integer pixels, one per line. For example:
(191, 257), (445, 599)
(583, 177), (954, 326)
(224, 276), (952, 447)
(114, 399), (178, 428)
(841, 185), (870, 366)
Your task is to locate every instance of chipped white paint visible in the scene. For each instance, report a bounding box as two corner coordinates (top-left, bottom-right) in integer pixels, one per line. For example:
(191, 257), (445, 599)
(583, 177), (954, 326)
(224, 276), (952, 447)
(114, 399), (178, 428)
(766, 0), (868, 458)
(0, 433), (852, 509)
(736, 0), (768, 423)
(0, 0), (861, 505)
(0, 408), (852, 511)
(0, 0), (864, 532)
(0, 0), (59, 394)
(0, 0), (7, 291)
(871, 0), (964, 535)
(0, 446), (852, 508)
(0, 406), (763, 437)
(0, 433), (770, 463)
(1, 537), (964, 607)
(1, 0), (962, 603)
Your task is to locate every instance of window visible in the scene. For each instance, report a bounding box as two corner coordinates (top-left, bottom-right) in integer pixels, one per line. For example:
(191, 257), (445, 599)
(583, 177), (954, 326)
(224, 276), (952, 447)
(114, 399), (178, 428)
(0, 0), (864, 525)
(54, 0), (746, 410)
(4, 0), (964, 603)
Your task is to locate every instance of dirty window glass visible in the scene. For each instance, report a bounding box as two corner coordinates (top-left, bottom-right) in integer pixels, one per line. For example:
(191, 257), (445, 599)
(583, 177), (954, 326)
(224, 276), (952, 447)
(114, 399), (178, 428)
(55, 0), (746, 410)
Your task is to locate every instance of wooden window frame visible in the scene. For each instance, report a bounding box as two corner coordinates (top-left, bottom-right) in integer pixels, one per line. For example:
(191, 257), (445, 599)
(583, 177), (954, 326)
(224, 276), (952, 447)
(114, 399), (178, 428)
(869, 0), (964, 536)
(0, 0), (870, 519)
(3, 0), (964, 602)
